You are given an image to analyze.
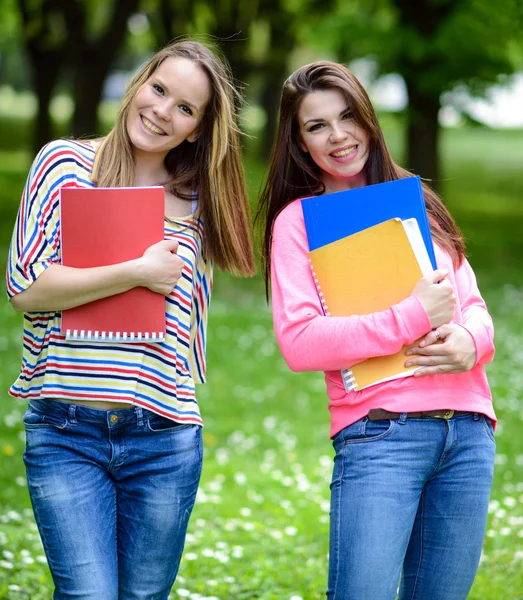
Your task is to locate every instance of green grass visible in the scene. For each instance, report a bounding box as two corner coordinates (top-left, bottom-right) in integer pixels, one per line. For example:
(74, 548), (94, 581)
(0, 118), (522, 598)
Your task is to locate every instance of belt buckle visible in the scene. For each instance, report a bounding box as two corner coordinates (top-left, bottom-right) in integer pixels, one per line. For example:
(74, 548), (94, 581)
(434, 410), (454, 420)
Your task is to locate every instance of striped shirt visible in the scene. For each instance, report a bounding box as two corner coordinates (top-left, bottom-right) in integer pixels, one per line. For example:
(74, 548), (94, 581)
(7, 139), (213, 426)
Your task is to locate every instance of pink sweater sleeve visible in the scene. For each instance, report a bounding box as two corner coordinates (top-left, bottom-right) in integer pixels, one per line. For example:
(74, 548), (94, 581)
(270, 202), (432, 372)
(453, 257), (495, 366)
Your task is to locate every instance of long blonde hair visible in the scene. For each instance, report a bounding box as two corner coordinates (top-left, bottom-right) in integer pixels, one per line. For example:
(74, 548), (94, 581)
(91, 39), (255, 276)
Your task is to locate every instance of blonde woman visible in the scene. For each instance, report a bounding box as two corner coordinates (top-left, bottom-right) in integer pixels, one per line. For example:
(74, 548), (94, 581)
(7, 40), (254, 599)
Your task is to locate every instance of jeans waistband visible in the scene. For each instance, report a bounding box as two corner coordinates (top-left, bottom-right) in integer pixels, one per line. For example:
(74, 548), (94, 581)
(29, 398), (144, 426)
(367, 409), (474, 421)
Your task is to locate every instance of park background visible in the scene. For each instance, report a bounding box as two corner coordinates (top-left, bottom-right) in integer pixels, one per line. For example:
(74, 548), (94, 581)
(0, 0), (522, 598)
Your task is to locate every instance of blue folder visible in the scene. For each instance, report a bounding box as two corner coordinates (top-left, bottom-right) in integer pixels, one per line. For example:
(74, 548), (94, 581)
(301, 176), (437, 270)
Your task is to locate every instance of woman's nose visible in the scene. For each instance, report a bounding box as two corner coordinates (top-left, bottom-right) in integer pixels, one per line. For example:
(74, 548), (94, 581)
(153, 102), (171, 121)
(329, 124), (347, 142)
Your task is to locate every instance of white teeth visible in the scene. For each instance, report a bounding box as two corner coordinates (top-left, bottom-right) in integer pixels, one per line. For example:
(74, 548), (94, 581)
(332, 147), (356, 158)
(141, 117), (165, 135)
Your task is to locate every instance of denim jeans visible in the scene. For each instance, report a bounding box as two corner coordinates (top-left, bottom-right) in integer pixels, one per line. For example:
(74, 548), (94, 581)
(327, 412), (495, 600)
(23, 399), (203, 600)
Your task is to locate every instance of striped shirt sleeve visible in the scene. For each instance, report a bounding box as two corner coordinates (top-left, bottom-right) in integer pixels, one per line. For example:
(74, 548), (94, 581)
(188, 253), (213, 384)
(7, 142), (66, 298)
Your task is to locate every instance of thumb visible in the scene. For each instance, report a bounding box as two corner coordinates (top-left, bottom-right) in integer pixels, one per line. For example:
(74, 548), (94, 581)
(164, 238), (179, 253)
(426, 269), (448, 284)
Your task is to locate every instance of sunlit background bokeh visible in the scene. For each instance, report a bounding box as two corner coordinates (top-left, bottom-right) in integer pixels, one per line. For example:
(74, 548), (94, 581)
(0, 1), (522, 598)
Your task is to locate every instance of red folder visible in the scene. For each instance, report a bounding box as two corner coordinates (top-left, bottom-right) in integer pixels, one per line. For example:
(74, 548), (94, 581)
(60, 187), (166, 342)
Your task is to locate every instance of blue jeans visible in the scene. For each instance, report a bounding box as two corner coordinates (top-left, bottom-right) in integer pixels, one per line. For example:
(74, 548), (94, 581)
(327, 412), (495, 600)
(23, 399), (203, 600)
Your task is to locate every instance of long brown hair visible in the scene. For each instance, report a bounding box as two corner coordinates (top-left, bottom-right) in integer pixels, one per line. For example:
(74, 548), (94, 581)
(256, 61), (464, 293)
(91, 39), (255, 276)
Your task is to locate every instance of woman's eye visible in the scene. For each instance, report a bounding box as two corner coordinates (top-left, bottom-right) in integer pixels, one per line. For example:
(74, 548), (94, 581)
(308, 123), (324, 132)
(152, 84), (164, 95)
(342, 111), (353, 120)
(180, 105), (193, 116)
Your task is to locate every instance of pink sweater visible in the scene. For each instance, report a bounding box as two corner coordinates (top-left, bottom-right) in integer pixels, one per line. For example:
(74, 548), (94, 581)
(271, 200), (496, 438)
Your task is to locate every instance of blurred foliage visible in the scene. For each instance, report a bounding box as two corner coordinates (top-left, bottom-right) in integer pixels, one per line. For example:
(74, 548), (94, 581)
(306, 0), (523, 94)
(303, 0), (523, 184)
(0, 0), (521, 173)
(0, 0), (521, 594)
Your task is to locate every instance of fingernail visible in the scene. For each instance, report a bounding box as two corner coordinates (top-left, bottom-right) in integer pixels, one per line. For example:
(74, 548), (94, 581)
(405, 361), (413, 367)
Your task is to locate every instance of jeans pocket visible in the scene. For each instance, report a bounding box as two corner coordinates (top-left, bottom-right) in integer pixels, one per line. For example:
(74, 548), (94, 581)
(344, 419), (395, 445)
(22, 406), (67, 430)
(145, 414), (194, 433)
(480, 416), (496, 444)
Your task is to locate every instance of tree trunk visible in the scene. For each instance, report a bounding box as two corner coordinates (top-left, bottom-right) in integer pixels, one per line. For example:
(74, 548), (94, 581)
(404, 79), (441, 191)
(258, 8), (296, 159)
(18, 0), (67, 155)
(260, 64), (286, 159)
(33, 69), (55, 153)
(29, 50), (65, 154)
(393, 0), (459, 193)
(71, 59), (109, 137)
(147, 0), (191, 47)
(66, 0), (140, 139)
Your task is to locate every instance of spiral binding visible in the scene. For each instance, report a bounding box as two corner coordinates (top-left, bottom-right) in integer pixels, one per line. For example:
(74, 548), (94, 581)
(65, 330), (164, 343)
(341, 369), (358, 392)
(309, 258), (331, 316)
(309, 258), (359, 392)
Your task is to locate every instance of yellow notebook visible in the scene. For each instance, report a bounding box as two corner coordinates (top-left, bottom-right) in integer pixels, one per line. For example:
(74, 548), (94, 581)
(308, 218), (433, 391)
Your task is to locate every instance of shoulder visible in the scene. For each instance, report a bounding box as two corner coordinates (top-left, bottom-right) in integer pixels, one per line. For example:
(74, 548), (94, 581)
(272, 198), (311, 255)
(28, 139), (96, 193)
(25, 140), (95, 211)
(32, 139), (96, 176)
(273, 198), (307, 235)
(433, 243), (454, 272)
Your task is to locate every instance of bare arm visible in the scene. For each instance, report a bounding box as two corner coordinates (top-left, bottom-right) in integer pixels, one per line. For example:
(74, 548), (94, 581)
(10, 239), (184, 313)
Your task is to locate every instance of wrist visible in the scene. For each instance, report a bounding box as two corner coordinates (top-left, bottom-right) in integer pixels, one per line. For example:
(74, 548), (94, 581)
(124, 258), (145, 287)
(398, 295), (432, 340)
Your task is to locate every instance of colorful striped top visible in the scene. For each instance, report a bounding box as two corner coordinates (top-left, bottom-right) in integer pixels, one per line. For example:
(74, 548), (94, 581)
(7, 139), (213, 426)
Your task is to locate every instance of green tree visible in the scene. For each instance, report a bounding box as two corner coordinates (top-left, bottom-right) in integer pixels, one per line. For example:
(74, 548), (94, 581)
(0, 0), (29, 91)
(391, 0), (522, 188)
(310, 0), (522, 189)
(144, 0), (258, 85)
(18, 0), (70, 153)
(63, 0), (140, 137)
(17, 0), (139, 153)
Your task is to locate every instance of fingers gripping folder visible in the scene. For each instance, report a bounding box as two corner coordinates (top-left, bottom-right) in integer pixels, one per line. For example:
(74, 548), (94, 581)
(302, 177), (436, 392)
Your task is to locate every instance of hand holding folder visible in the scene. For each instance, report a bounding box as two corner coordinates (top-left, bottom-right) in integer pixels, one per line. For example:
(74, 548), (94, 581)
(60, 186), (166, 343)
(301, 176), (438, 392)
(138, 238), (184, 296)
(308, 218), (434, 391)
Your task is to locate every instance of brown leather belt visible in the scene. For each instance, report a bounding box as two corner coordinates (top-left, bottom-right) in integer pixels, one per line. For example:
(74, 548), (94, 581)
(368, 408), (465, 421)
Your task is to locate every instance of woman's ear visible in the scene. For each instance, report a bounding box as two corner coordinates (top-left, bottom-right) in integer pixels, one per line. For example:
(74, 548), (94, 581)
(187, 129), (200, 143)
(298, 136), (309, 153)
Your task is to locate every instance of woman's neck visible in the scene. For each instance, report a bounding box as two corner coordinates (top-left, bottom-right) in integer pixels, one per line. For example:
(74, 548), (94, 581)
(322, 171), (367, 195)
(133, 150), (169, 187)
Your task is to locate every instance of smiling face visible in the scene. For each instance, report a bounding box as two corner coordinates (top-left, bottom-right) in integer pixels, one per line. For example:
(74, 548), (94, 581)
(298, 88), (370, 192)
(126, 56), (212, 160)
